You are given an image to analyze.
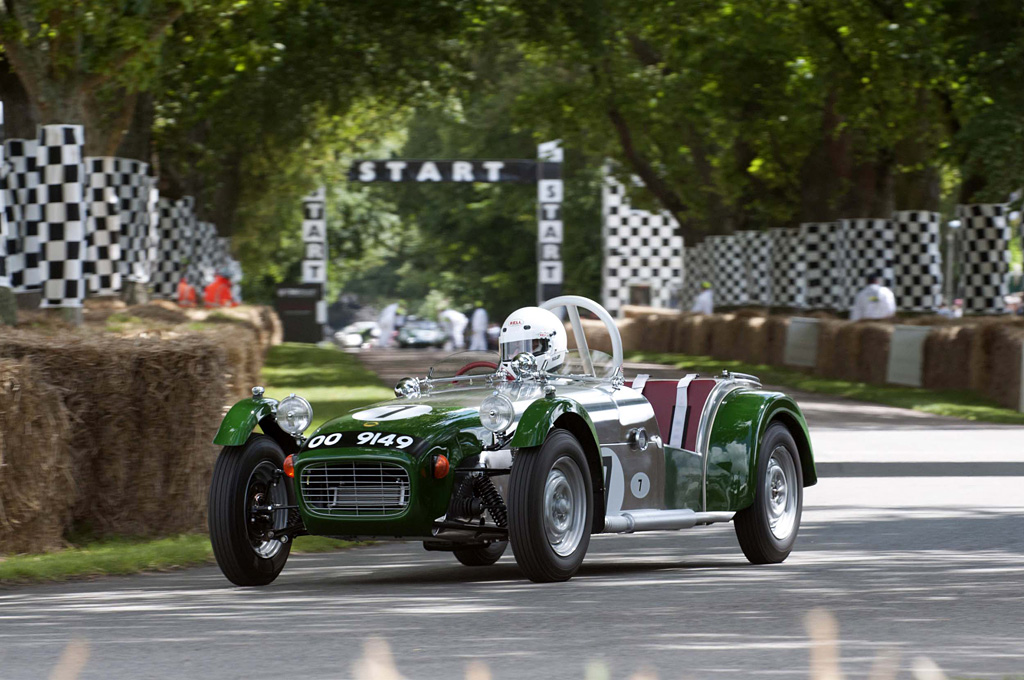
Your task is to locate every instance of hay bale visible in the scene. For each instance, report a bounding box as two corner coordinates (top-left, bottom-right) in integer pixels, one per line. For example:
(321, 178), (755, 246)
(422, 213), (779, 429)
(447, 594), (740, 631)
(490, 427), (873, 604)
(643, 315), (676, 353)
(734, 316), (769, 365)
(856, 323), (893, 384)
(0, 329), (232, 537)
(0, 359), (74, 553)
(127, 302), (188, 325)
(922, 325), (974, 391)
(674, 314), (712, 356)
(972, 323), (1024, 408)
(766, 316), (791, 366)
(814, 320), (844, 378)
(707, 314), (737, 360)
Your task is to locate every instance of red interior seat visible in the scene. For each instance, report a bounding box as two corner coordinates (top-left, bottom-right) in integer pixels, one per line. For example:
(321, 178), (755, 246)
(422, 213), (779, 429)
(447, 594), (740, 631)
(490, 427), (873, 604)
(627, 377), (718, 449)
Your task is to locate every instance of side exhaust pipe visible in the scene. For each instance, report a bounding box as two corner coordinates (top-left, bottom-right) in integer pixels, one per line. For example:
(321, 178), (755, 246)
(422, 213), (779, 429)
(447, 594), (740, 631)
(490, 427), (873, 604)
(603, 509), (735, 534)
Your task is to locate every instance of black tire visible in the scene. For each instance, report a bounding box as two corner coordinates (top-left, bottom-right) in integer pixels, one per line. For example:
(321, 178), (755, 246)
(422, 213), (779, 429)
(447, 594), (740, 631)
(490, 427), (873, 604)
(453, 541), (508, 567)
(209, 435), (293, 586)
(734, 422), (804, 564)
(508, 429), (593, 582)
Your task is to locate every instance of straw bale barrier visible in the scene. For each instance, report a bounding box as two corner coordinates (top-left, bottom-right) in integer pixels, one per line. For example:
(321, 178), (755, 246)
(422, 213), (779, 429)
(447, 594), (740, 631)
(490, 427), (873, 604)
(0, 329), (241, 538)
(0, 360), (75, 553)
(971, 322), (1024, 408)
(813, 320), (845, 378)
(766, 316), (790, 366)
(922, 325), (974, 391)
(856, 323), (893, 385)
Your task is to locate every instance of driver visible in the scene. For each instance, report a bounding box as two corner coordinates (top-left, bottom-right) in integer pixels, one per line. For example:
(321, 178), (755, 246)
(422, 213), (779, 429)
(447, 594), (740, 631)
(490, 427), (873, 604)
(498, 307), (567, 372)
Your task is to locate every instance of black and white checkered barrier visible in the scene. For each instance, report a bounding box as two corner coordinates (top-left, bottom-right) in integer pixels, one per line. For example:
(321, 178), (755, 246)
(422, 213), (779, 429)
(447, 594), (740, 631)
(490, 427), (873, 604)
(36, 125), (87, 308)
(738, 230), (772, 305)
(151, 198), (181, 297)
(84, 157), (123, 295)
(840, 218), (894, 309)
(956, 204), (1011, 315)
(707, 234), (747, 306)
(114, 158), (155, 285)
(891, 211), (943, 312)
(602, 176), (683, 315)
(0, 134), (7, 290)
(4, 137), (41, 292)
(799, 221), (844, 309)
(769, 227), (805, 307)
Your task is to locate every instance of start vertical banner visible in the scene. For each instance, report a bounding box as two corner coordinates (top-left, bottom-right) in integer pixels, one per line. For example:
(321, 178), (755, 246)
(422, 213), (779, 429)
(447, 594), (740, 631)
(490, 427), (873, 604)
(537, 140), (563, 304)
(301, 187), (327, 326)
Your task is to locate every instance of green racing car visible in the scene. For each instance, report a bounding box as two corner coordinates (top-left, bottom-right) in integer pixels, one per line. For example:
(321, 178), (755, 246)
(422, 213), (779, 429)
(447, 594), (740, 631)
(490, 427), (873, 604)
(208, 295), (816, 586)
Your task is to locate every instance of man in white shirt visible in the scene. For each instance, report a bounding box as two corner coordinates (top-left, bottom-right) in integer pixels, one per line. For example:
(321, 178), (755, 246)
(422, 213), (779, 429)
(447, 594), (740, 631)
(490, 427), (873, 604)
(439, 308), (469, 350)
(690, 281), (714, 314)
(469, 304), (489, 351)
(850, 273), (897, 321)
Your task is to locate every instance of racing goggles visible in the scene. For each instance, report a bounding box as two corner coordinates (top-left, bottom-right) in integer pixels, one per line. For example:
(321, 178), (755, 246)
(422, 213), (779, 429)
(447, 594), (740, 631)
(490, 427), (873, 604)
(500, 337), (551, 362)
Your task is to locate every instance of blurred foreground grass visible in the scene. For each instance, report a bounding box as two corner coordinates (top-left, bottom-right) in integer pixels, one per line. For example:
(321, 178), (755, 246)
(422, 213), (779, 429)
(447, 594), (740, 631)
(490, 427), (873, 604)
(0, 343), (383, 584)
(629, 352), (1024, 425)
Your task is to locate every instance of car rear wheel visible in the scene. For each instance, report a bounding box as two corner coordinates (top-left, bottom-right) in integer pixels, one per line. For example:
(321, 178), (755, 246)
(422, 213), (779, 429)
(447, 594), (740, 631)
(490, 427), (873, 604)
(453, 540), (508, 566)
(508, 429), (593, 582)
(209, 435), (293, 586)
(734, 422), (803, 564)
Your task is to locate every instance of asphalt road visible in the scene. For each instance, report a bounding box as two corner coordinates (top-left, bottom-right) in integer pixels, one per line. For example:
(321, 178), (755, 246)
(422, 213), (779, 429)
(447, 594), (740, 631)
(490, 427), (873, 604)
(1, 349), (1022, 680)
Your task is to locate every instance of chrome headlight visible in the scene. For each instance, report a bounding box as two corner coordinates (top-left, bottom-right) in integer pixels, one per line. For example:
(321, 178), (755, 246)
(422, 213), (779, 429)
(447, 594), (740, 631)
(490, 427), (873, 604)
(514, 352), (537, 377)
(276, 394), (312, 435)
(480, 393), (515, 433)
(395, 376), (420, 398)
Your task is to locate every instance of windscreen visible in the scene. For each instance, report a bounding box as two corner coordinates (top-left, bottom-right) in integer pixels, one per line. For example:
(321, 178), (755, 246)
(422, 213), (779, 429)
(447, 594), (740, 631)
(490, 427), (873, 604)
(499, 337), (550, 362)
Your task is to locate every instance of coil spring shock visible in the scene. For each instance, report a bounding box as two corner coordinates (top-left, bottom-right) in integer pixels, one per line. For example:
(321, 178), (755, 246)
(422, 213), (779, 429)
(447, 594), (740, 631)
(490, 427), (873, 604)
(473, 474), (508, 528)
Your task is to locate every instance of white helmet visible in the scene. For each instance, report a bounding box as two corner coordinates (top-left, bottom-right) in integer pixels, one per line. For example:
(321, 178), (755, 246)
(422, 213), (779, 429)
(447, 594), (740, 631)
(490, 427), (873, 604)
(499, 306), (567, 372)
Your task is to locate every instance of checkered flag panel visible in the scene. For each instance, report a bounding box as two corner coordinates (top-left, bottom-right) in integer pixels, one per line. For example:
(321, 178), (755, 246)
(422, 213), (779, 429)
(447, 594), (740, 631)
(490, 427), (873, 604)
(891, 211), (943, 312)
(799, 222), (844, 309)
(738, 231), (772, 305)
(602, 175), (683, 315)
(956, 204), (1010, 315)
(0, 141), (7, 289)
(707, 234), (747, 306)
(840, 218), (894, 309)
(4, 138), (41, 292)
(37, 125), (86, 308)
(769, 228), (805, 307)
(682, 242), (712, 309)
(84, 157), (123, 295)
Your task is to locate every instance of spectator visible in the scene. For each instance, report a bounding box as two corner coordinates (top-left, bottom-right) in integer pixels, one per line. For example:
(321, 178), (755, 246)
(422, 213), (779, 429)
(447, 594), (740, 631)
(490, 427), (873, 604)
(203, 270), (237, 308)
(469, 302), (488, 351)
(377, 302), (399, 348)
(850, 272), (896, 321)
(439, 307), (469, 350)
(691, 281), (714, 315)
(176, 276), (197, 307)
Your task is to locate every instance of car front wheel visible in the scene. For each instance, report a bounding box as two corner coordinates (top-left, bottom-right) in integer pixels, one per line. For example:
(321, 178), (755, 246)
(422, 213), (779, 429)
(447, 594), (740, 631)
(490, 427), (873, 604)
(508, 429), (593, 582)
(209, 435), (293, 586)
(733, 422), (803, 564)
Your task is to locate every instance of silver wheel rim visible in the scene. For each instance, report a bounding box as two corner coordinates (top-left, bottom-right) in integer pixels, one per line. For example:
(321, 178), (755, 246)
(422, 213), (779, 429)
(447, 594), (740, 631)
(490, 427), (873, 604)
(246, 461), (288, 559)
(543, 456), (587, 557)
(765, 447), (798, 541)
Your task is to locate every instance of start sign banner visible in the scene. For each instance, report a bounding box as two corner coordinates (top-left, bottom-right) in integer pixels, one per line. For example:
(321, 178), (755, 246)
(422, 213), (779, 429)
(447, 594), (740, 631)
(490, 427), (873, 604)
(349, 159), (560, 184)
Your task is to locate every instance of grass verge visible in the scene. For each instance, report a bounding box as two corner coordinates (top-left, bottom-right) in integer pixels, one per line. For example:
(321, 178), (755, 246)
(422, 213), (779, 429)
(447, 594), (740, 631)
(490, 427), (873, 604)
(629, 351), (1024, 425)
(1, 343), (386, 585)
(0, 535), (357, 585)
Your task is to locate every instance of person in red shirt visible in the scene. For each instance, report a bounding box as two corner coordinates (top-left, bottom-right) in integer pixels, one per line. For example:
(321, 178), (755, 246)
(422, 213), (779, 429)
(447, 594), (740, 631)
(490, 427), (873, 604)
(177, 276), (197, 307)
(204, 272), (237, 308)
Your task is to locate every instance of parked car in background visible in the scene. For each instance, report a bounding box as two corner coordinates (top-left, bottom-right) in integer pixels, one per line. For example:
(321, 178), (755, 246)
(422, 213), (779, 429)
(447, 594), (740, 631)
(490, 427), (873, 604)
(334, 321), (380, 349)
(397, 317), (445, 348)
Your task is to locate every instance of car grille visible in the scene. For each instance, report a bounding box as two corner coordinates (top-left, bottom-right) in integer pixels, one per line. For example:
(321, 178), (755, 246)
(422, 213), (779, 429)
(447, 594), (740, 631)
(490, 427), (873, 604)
(300, 461), (410, 517)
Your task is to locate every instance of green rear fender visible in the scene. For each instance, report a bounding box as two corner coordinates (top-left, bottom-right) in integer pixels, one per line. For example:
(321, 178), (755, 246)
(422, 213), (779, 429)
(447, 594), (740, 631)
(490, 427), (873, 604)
(704, 391), (816, 513)
(214, 397), (296, 453)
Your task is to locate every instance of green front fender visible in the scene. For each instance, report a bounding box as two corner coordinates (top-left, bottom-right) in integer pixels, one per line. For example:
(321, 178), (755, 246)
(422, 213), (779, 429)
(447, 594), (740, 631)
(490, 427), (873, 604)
(509, 397), (600, 450)
(213, 397), (279, 446)
(705, 390), (816, 513)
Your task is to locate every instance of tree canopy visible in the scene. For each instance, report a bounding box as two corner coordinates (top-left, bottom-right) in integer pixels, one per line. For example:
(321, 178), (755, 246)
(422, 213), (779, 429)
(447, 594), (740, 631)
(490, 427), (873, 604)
(0, 0), (1021, 314)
